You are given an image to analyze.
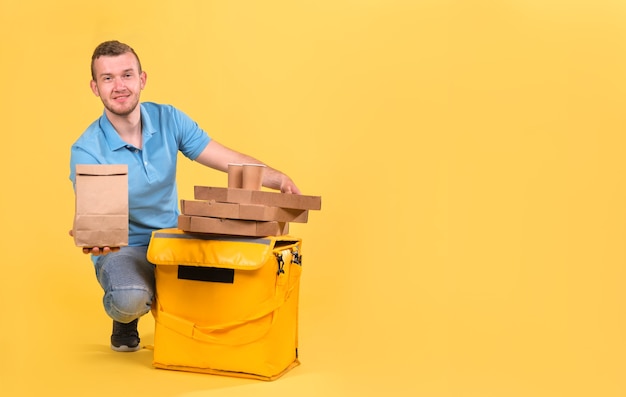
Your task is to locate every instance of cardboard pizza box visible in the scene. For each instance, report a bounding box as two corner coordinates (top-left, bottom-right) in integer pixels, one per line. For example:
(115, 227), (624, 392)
(178, 215), (289, 237)
(180, 200), (309, 223)
(193, 186), (321, 211)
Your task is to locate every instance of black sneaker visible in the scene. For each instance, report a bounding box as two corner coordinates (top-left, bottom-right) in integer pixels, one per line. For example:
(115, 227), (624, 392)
(110, 319), (140, 352)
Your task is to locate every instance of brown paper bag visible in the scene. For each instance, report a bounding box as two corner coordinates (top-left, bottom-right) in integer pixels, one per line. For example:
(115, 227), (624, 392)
(73, 164), (129, 247)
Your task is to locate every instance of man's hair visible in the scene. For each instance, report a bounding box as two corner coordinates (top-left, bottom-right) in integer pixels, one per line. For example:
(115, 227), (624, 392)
(90, 40), (142, 80)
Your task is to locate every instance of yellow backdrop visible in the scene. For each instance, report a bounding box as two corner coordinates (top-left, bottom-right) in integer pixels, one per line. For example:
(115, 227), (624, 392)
(1, 1), (626, 396)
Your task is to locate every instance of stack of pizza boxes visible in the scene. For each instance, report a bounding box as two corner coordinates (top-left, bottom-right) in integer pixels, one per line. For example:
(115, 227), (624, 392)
(178, 164), (321, 236)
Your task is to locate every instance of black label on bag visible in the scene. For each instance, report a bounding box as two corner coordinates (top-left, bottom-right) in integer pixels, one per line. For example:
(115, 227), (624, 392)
(177, 265), (235, 284)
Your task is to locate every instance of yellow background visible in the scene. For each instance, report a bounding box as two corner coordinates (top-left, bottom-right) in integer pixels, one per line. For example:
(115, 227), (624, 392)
(1, 0), (626, 396)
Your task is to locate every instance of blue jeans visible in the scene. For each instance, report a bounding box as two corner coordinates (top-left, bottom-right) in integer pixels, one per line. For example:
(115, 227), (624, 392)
(94, 246), (155, 323)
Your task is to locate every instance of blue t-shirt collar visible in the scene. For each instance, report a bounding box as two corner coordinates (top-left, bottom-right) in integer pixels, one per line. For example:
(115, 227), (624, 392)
(98, 103), (157, 150)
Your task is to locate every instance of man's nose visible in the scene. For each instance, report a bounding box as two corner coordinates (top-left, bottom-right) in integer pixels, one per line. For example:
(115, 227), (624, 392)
(113, 77), (126, 90)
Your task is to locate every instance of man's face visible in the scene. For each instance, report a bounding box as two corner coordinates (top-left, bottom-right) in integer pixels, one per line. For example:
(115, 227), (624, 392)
(90, 52), (146, 117)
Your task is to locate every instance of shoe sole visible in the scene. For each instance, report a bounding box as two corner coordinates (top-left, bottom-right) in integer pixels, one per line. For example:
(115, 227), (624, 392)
(111, 344), (141, 352)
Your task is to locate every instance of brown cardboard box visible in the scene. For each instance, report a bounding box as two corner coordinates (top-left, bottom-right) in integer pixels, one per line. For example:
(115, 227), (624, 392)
(180, 200), (309, 223)
(239, 203), (308, 223)
(73, 164), (128, 247)
(181, 200), (240, 219)
(178, 215), (289, 237)
(194, 186), (322, 211)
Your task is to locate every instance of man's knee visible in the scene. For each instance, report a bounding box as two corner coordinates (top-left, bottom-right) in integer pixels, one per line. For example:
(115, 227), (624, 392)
(103, 288), (153, 323)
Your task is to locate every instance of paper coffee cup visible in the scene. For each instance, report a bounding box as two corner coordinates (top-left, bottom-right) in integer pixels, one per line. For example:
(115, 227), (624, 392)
(227, 163), (243, 188)
(242, 164), (266, 190)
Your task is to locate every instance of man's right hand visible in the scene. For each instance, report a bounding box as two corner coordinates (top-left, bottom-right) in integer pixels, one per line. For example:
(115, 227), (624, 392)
(82, 246), (121, 256)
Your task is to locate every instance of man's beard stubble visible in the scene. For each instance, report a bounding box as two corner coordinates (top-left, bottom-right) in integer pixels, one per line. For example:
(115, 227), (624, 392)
(101, 90), (140, 117)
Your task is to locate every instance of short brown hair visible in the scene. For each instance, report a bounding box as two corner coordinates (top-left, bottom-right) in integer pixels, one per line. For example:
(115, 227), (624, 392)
(91, 40), (142, 80)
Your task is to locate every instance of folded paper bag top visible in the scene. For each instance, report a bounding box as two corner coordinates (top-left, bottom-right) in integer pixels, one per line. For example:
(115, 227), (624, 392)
(73, 164), (129, 247)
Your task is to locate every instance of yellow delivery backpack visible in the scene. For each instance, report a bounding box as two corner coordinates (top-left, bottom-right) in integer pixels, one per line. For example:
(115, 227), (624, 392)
(146, 228), (303, 381)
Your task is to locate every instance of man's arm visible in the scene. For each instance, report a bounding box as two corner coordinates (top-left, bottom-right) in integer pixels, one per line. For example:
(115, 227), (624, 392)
(194, 140), (301, 194)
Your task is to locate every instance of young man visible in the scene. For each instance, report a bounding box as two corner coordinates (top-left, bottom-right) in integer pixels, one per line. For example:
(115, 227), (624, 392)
(69, 40), (300, 352)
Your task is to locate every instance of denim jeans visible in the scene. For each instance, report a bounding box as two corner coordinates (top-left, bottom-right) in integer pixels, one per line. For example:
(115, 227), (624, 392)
(94, 246), (155, 323)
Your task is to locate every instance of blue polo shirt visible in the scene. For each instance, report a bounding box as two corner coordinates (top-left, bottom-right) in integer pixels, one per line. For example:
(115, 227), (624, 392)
(69, 102), (211, 247)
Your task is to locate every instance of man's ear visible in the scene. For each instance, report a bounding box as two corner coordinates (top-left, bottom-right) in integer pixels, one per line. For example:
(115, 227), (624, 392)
(90, 80), (99, 97)
(140, 71), (147, 90)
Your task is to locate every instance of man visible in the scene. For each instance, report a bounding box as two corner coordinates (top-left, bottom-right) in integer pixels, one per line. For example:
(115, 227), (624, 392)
(69, 40), (300, 352)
